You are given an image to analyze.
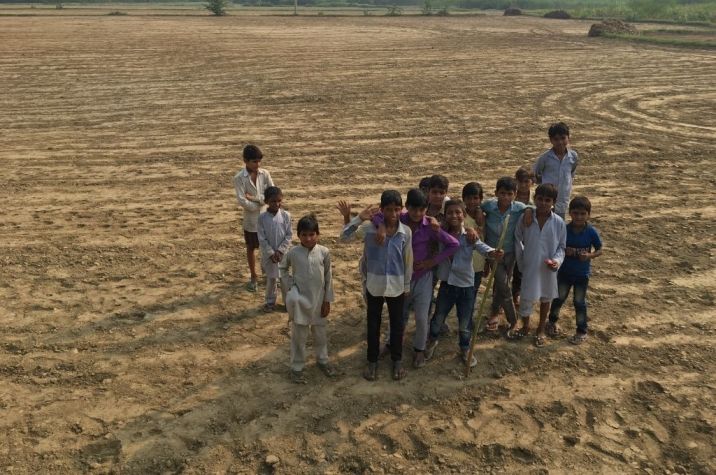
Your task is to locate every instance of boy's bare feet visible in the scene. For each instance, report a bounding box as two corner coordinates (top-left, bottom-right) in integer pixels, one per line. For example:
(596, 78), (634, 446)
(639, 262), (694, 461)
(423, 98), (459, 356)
(363, 362), (378, 381)
(246, 279), (257, 292)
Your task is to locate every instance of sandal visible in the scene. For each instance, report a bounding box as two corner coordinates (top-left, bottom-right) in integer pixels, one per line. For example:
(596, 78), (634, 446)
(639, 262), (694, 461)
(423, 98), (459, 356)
(485, 316), (500, 332)
(317, 362), (337, 378)
(546, 322), (562, 338)
(363, 362), (378, 381)
(392, 361), (407, 381)
(569, 333), (588, 345)
(262, 303), (275, 313)
(290, 370), (307, 384)
(506, 327), (526, 340)
(534, 335), (546, 348)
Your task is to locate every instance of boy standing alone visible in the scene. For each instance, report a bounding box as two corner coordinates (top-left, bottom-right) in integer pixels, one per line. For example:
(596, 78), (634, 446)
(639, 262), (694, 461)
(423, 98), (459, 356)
(534, 122), (578, 219)
(234, 144), (274, 292)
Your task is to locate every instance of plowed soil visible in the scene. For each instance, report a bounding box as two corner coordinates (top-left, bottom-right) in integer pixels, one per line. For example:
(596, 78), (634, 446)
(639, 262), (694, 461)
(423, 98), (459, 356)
(1, 12), (715, 474)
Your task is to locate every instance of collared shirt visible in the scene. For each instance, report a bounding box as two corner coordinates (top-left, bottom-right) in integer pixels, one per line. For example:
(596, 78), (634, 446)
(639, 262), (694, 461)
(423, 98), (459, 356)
(534, 148), (579, 215)
(340, 216), (413, 297)
(436, 228), (494, 288)
(481, 199), (529, 253)
(233, 168), (274, 232)
(373, 212), (459, 282)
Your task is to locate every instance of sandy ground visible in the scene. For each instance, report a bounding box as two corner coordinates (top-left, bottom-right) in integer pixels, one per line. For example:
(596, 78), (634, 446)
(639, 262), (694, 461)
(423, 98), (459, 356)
(0, 11), (715, 475)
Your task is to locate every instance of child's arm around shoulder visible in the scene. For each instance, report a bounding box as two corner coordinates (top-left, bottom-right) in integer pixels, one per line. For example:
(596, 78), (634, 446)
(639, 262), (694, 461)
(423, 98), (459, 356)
(402, 227), (413, 295)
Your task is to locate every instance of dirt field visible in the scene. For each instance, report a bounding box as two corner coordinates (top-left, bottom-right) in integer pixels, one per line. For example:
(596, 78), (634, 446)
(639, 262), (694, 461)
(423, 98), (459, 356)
(1, 10), (715, 474)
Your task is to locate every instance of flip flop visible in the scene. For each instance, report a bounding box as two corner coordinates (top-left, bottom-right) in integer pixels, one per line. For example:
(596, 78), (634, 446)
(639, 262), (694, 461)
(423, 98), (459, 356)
(534, 335), (546, 348)
(363, 363), (378, 381)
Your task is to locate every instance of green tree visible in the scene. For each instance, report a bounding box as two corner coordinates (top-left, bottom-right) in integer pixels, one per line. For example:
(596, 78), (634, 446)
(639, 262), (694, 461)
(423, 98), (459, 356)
(206, 0), (229, 16)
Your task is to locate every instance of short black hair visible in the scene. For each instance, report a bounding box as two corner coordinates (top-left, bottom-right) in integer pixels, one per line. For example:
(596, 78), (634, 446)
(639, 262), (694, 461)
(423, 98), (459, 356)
(380, 190), (402, 208)
(264, 186), (282, 202)
(428, 174), (449, 192)
(535, 183), (558, 201)
(418, 177), (431, 191)
(495, 176), (517, 193)
(548, 122), (570, 138)
(243, 144), (263, 161)
(444, 199), (466, 214)
(297, 214), (319, 234)
(462, 182), (484, 200)
(569, 195), (592, 214)
(515, 166), (535, 182)
(406, 188), (428, 209)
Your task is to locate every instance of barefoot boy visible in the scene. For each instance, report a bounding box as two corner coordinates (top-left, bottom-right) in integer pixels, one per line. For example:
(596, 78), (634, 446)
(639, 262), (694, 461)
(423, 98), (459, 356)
(514, 184), (566, 347)
(547, 196), (602, 345)
(280, 214), (335, 383)
(234, 144), (274, 292)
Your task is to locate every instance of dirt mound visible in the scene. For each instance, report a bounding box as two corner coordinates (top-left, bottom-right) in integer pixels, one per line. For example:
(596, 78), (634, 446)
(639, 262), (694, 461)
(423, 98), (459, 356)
(503, 7), (522, 16)
(544, 10), (571, 19)
(588, 19), (638, 37)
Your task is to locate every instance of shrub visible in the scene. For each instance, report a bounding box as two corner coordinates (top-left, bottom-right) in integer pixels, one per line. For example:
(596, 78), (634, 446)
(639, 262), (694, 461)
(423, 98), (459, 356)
(206, 0), (229, 16)
(385, 4), (403, 15)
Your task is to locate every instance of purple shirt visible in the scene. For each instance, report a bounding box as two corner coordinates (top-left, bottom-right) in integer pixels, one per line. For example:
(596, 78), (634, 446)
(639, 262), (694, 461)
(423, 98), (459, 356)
(373, 212), (459, 281)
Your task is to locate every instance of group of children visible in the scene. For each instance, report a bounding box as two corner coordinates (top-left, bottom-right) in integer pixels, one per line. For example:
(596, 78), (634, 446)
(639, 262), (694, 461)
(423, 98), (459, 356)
(234, 122), (603, 383)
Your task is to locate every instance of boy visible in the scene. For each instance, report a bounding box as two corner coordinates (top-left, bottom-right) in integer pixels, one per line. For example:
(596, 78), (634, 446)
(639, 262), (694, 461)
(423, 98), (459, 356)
(481, 177), (533, 335)
(340, 191), (413, 381)
(234, 144), (274, 292)
(426, 174), (450, 222)
(547, 196), (602, 345)
(462, 182), (487, 293)
(534, 122), (579, 219)
(425, 200), (503, 367)
(514, 184), (566, 347)
(372, 189), (459, 368)
(512, 166), (535, 308)
(257, 186), (292, 313)
(280, 214), (335, 383)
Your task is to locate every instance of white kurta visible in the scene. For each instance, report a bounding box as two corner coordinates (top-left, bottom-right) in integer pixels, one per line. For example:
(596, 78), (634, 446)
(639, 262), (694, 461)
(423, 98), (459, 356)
(514, 212), (566, 301)
(257, 209), (292, 279)
(279, 244), (335, 326)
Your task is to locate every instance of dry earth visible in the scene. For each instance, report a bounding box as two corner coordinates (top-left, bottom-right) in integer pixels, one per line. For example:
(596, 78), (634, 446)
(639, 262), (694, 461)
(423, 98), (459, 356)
(1, 11), (715, 475)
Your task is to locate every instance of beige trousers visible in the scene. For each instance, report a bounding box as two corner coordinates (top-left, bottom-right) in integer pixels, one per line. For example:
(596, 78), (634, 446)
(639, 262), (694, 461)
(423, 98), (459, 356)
(290, 322), (328, 372)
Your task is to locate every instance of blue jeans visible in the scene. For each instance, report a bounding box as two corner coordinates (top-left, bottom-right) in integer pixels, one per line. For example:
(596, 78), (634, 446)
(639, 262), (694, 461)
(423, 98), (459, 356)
(548, 274), (589, 334)
(429, 282), (476, 350)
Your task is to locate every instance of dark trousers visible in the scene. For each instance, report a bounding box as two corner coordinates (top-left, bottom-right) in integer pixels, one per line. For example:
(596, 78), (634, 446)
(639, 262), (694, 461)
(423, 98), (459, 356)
(549, 274), (589, 334)
(366, 291), (405, 363)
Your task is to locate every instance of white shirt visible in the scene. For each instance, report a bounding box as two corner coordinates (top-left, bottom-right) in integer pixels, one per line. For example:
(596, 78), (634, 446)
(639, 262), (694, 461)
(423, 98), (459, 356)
(257, 209), (292, 279)
(233, 168), (274, 232)
(279, 244), (335, 325)
(514, 212), (566, 301)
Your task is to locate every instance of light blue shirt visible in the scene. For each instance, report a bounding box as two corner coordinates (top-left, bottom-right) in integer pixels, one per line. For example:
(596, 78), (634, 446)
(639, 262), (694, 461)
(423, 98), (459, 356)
(481, 199), (529, 253)
(436, 229), (494, 288)
(534, 148), (579, 215)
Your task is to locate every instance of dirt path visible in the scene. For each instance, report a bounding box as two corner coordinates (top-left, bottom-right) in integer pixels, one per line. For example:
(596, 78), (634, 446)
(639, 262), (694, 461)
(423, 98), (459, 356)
(0, 13), (714, 474)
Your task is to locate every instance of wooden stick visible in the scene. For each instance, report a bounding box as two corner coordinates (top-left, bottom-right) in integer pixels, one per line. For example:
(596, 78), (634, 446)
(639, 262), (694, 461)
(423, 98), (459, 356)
(464, 213), (511, 377)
